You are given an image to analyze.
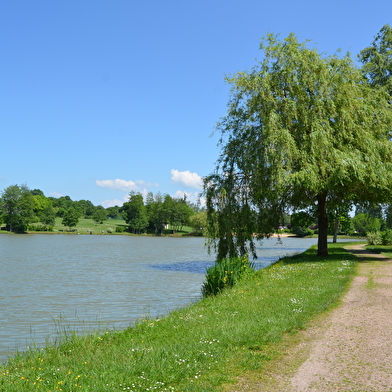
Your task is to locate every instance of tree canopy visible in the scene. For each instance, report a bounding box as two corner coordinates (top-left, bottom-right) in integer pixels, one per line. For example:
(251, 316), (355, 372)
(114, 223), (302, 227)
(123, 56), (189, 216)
(61, 207), (80, 229)
(359, 24), (392, 96)
(204, 33), (392, 259)
(122, 192), (149, 234)
(0, 184), (35, 232)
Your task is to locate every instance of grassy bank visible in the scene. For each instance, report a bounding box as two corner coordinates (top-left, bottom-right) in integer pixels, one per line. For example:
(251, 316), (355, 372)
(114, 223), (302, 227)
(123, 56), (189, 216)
(366, 244), (392, 258)
(1, 243), (361, 391)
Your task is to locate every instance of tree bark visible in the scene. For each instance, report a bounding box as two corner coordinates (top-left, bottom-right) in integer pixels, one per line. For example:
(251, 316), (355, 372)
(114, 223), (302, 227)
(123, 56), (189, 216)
(317, 193), (329, 257)
(333, 215), (339, 243)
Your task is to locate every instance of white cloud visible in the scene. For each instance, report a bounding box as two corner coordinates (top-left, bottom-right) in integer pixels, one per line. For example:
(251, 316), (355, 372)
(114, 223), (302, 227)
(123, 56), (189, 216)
(171, 169), (203, 189)
(95, 179), (158, 192)
(96, 179), (138, 191)
(101, 198), (126, 208)
(49, 191), (64, 198)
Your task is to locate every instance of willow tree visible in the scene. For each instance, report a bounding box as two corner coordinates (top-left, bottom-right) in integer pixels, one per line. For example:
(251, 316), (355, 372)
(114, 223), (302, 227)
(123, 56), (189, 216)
(359, 24), (392, 96)
(204, 33), (392, 259)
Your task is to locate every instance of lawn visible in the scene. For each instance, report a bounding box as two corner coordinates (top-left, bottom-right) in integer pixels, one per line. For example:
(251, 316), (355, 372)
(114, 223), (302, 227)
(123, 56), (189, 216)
(26, 218), (193, 236)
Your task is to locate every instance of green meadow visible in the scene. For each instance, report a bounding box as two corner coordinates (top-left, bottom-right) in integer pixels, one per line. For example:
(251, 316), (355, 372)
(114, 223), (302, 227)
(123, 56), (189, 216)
(52, 217), (128, 234)
(0, 242), (363, 391)
(25, 218), (193, 236)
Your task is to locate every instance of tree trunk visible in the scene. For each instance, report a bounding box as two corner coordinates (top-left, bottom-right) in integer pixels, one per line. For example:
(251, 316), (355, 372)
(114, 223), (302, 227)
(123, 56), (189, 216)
(333, 214), (339, 243)
(317, 193), (329, 257)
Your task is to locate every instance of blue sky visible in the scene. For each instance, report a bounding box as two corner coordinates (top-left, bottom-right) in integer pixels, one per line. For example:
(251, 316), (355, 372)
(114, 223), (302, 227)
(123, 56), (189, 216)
(1, 1), (391, 207)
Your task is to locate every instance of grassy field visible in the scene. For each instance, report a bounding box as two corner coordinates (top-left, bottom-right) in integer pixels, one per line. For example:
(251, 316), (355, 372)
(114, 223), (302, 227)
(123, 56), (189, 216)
(24, 218), (193, 236)
(365, 244), (392, 258)
(0, 242), (363, 391)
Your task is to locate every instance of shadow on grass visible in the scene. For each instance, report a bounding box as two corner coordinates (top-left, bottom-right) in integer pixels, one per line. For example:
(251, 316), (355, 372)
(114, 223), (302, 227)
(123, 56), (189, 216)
(279, 242), (367, 265)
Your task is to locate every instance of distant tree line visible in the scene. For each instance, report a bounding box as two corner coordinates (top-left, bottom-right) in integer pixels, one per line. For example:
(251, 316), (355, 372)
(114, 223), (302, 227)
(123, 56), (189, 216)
(121, 191), (204, 235)
(288, 203), (392, 240)
(0, 184), (207, 234)
(2, 183), (391, 241)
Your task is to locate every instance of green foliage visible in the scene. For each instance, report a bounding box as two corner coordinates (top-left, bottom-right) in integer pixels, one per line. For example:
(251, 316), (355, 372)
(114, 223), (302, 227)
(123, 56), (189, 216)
(359, 24), (392, 96)
(157, 194), (194, 233)
(201, 255), (255, 297)
(204, 32), (392, 260)
(61, 207), (80, 229)
(27, 224), (53, 232)
(290, 211), (314, 228)
(39, 203), (56, 226)
(122, 192), (148, 233)
(75, 199), (97, 218)
(352, 213), (381, 236)
(367, 231), (382, 245)
(327, 202), (354, 241)
(290, 211), (314, 237)
(0, 184), (35, 232)
(382, 230), (392, 245)
(189, 211), (207, 234)
(144, 192), (196, 235)
(92, 207), (107, 224)
(292, 227), (314, 238)
(106, 205), (121, 219)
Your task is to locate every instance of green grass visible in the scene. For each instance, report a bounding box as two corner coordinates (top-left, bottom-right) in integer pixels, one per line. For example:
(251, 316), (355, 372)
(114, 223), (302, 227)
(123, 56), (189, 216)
(52, 217), (127, 234)
(366, 244), (392, 259)
(25, 218), (193, 236)
(0, 243), (359, 391)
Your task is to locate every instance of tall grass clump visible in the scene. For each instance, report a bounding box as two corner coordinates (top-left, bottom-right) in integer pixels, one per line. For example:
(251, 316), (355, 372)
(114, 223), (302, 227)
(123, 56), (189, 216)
(367, 231), (382, 245)
(201, 255), (255, 297)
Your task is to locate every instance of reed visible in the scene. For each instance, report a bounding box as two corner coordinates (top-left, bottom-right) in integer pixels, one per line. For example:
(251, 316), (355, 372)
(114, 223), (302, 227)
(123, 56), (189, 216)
(201, 254), (255, 297)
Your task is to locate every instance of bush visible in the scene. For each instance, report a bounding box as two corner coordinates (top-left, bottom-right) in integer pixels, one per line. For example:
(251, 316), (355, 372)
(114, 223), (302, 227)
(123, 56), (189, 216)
(107, 228), (113, 233)
(367, 231), (382, 245)
(115, 226), (126, 233)
(382, 230), (392, 245)
(201, 255), (255, 297)
(28, 224), (51, 232)
(292, 227), (314, 237)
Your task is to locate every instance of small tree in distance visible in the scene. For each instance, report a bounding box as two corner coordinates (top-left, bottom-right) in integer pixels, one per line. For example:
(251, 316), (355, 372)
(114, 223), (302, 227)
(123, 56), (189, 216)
(92, 206), (107, 224)
(122, 192), (148, 234)
(62, 207), (80, 230)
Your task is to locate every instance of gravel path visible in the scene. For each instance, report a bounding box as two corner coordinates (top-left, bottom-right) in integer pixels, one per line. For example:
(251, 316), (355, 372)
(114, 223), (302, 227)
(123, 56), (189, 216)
(230, 244), (392, 391)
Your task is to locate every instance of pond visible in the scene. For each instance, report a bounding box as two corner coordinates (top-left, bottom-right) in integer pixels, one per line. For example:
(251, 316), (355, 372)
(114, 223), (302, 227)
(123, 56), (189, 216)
(0, 234), (321, 362)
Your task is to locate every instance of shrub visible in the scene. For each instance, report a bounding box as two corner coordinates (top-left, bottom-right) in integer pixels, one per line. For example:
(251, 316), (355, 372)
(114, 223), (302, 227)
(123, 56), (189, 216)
(28, 224), (50, 232)
(115, 226), (126, 233)
(292, 227), (314, 237)
(201, 255), (255, 297)
(367, 231), (382, 245)
(107, 228), (113, 233)
(382, 230), (392, 245)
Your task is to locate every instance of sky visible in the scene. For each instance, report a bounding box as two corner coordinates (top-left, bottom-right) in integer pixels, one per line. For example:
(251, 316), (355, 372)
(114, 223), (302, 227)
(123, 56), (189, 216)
(1, 1), (391, 207)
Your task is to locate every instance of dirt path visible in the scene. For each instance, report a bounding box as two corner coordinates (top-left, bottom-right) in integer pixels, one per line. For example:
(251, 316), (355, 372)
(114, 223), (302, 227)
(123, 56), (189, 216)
(230, 244), (392, 391)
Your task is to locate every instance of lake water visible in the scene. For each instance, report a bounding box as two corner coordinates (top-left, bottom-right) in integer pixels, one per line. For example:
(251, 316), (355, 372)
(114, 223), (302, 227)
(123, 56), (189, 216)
(0, 234), (321, 362)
